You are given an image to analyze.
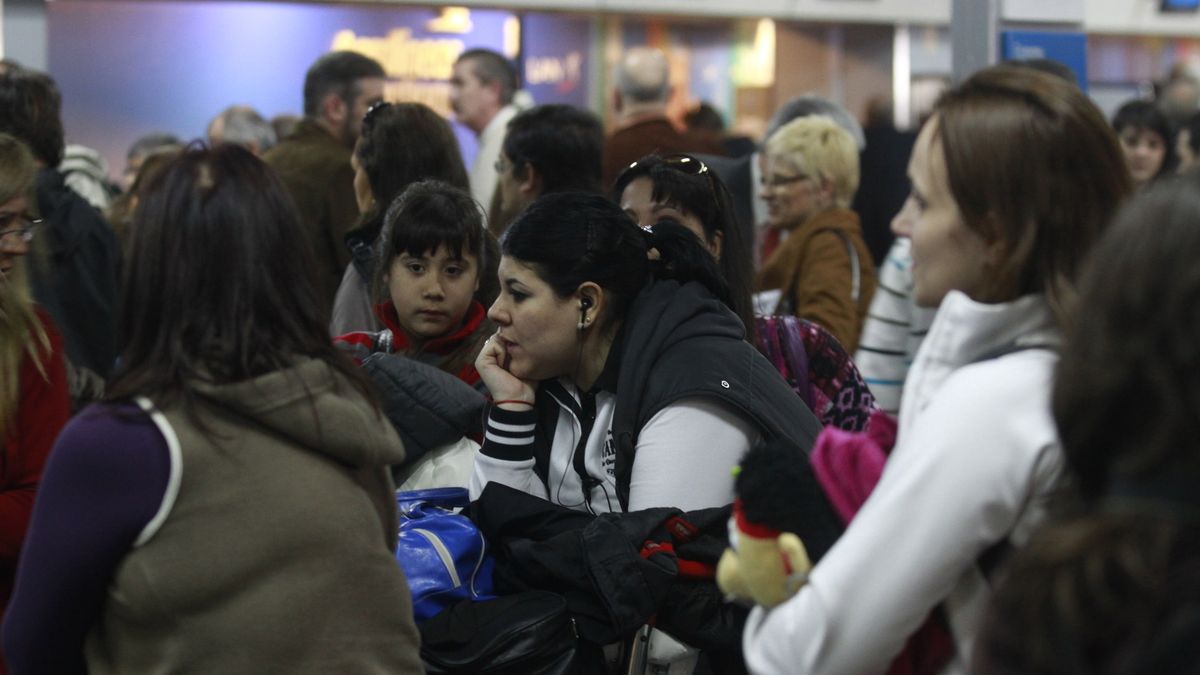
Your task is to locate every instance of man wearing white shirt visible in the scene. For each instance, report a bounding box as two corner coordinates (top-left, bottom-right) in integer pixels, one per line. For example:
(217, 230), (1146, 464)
(449, 49), (520, 212)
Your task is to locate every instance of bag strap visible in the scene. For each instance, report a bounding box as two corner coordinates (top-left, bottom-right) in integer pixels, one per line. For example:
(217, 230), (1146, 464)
(776, 228), (862, 316)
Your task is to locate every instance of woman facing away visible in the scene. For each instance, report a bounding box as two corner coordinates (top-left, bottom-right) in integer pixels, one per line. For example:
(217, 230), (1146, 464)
(3, 145), (424, 675)
(330, 101), (474, 335)
(742, 64), (1132, 675)
(754, 115), (876, 352)
(469, 191), (824, 515)
(973, 169), (1200, 675)
(0, 133), (69, 675)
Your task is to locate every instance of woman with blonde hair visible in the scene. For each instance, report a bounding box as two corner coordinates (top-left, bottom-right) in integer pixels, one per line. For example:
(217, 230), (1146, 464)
(743, 64), (1131, 675)
(0, 132), (69, 673)
(755, 115), (876, 351)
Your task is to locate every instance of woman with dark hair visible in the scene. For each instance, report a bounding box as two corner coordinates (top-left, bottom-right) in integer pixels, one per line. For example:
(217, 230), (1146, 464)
(471, 191), (823, 515)
(1112, 99), (1174, 190)
(613, 153), (756, 340)
(975, 171), (1200, 675)
(3, 145), (424, 674)
(614, 153), (875, 431)
(331, 101), (475, 335)
(0, 133), (68, 675)
(743, 64), (1132, 675)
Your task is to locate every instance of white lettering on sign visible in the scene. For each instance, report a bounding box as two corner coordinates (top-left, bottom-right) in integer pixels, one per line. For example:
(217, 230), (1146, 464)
(525, 51), (583, 86)
(331, 28), (464, 81)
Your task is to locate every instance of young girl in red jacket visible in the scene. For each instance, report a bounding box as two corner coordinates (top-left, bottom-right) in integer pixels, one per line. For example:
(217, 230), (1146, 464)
(337, 180), (495, 388)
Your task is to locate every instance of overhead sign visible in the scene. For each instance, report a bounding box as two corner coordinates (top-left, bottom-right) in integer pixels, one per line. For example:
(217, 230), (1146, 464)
(1001, 30), (1088, 91)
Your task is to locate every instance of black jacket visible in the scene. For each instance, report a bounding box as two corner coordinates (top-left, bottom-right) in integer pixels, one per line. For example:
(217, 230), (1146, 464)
(469, 482), (742, 648)
(28, 168), (120, 376)
(525, 279), (824, 510)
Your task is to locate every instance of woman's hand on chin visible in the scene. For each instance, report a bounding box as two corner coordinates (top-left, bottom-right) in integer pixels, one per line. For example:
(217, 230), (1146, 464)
(477, 332), (538, 407)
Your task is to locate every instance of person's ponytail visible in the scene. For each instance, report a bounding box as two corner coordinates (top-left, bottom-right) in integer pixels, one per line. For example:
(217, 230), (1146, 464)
(645, 219), (731, 308)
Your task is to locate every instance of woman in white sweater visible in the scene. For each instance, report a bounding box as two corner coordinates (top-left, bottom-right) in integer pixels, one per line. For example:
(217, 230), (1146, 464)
(743, 64), (1133, 675)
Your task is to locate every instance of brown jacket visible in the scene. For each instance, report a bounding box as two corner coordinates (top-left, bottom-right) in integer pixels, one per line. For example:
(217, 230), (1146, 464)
(602, 114), (725, 188)
(755, 207), (876, 352)
(264, 120), (359, 312)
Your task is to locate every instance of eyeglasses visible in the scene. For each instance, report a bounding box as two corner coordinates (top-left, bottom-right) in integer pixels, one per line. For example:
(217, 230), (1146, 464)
(0, 214), (41, 244)
(762, 173), (814, 190)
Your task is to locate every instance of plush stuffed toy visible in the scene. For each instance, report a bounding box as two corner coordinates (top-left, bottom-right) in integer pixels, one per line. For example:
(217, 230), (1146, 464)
(716, 438), (842, 608)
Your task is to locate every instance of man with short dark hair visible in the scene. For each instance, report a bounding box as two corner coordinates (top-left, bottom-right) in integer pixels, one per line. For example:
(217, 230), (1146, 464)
(491, 104), (603, 235)
(0, 69), (120, 379)
(264, 51), (385, 310)
(449, 48), (520, 211)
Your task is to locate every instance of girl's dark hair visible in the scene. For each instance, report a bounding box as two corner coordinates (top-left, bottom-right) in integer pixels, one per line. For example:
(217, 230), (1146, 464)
(373, 179), (488, 303)
(107, 144), (375, 411)
(612, 154), (755, 339)
(1053, 171), (1200, 504)
(355, 102), (468, 243)
(934, 64), (1131, 330)
(1112, 99), (1176, 180)
(501, 191), (729, 328)
(974, 513), (1200, 675)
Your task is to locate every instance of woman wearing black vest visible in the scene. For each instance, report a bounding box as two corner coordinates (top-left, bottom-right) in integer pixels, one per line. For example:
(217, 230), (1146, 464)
(471, 191), (822, 516)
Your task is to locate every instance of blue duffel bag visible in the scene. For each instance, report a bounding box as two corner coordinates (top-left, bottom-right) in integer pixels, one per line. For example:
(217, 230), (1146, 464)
(396, 487), (496, 621)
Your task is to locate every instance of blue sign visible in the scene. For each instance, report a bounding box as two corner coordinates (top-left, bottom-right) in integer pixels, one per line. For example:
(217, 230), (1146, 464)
(48, 1), (516, 180)
(522, 14), (592, 109)
(1001, 30), (1088, 92)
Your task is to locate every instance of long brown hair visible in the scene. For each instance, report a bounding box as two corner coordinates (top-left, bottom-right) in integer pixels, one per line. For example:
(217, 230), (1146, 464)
(0, 133), (43, 438)
(934, 64), (1132, 329)
(106, 144), (376, 417)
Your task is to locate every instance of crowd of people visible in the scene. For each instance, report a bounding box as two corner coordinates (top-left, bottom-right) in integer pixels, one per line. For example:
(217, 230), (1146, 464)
(0, 41), (1197, 675)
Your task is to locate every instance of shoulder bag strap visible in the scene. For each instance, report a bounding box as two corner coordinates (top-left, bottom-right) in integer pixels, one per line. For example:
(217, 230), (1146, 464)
(776, 228), (861, 316)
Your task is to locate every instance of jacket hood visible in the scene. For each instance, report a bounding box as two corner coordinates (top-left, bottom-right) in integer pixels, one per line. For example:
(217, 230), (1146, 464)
(189, 358), (406, 469)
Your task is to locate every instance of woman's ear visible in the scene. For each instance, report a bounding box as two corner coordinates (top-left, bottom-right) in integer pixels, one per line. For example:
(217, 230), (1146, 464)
(709, 229), (724, 261)
(576, 282), (603, 326)
(817, 176), (836, 208)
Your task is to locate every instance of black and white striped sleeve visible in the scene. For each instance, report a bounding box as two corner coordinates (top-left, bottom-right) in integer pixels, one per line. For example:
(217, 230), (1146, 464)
(470, 406), (546, 502)
(480, 407), (536, 460)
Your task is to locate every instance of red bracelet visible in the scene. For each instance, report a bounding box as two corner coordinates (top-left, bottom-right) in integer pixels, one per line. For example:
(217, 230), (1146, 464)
(493, 399), (535, 408)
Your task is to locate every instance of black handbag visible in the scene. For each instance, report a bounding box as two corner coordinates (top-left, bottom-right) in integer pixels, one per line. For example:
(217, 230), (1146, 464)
(420, 590), (606, 674)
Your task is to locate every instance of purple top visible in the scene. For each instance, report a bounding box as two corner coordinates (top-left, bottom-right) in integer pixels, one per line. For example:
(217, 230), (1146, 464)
(3, 403), (169, 675)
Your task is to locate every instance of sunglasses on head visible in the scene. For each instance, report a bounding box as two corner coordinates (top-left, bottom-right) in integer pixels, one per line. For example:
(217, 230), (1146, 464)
(362, 101), (392, 130)
(624, 153), (709, 177)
